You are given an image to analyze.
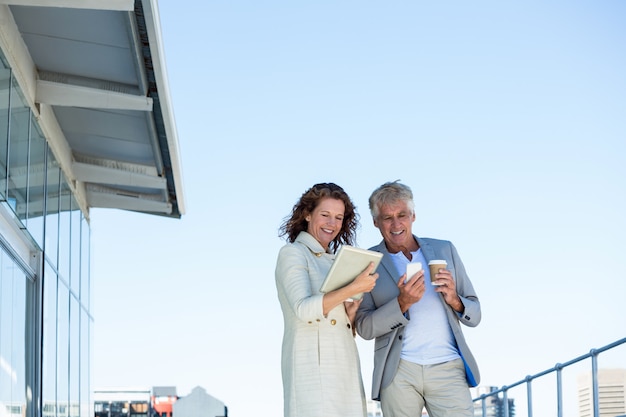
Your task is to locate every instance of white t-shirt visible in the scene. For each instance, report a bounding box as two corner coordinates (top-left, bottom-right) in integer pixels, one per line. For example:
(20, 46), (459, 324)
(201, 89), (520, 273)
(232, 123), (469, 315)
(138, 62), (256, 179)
(390, 249), (460, 365)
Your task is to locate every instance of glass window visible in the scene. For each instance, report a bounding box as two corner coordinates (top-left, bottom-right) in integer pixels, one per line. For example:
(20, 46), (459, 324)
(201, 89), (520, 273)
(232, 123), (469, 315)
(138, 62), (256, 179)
(69, 296), (80, 417)
(70, 197), (81, 295)
(57, 282), (70, 416)
(0, 250), (27, 417)
(0, 67), (11, 199)
(42, 262), (57, 417)
(44, 151), (61, 269)
(58, 182), (71, 284)
(79, 309), (91, 417)
(26, 122), (47, 248)
(80, 215), (90, 309)
(130, 402), (149, 417)
(6, 75), (30, 219)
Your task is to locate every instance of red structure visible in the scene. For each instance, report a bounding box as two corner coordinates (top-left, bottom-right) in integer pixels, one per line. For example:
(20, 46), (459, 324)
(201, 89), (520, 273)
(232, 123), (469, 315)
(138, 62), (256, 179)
(151, 387), (178, 417)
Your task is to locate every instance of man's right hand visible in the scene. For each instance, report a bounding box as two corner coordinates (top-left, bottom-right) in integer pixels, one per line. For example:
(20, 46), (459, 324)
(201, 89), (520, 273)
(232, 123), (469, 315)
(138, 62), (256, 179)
(397, 270), (425, 313)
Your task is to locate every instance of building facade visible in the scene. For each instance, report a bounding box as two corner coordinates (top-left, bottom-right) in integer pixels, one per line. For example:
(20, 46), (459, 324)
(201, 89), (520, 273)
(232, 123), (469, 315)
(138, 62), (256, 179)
(578, 368), (626, 417)
(473, 386), (516, 417)
(0, 50), (92, 417)
(94, 387), (226, 417)
(93, 388), (151, 417)
(151, 387), (177, 417)
(365, 400), (382, 417)
(173, 387), (227, 417)
(0, 2), (184, 417)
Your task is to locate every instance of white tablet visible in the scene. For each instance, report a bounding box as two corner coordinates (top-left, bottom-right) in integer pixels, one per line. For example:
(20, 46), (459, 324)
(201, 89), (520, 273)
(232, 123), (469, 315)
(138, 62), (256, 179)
(319, 245), (383, 300)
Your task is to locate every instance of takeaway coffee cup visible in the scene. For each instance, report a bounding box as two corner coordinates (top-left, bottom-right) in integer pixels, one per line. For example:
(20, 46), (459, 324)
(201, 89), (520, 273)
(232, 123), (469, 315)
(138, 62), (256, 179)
(428, 260), (447, 285)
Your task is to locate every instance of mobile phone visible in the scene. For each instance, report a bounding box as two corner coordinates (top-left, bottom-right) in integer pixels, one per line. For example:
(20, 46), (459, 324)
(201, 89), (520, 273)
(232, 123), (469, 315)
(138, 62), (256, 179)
(405, 262), (422, 283)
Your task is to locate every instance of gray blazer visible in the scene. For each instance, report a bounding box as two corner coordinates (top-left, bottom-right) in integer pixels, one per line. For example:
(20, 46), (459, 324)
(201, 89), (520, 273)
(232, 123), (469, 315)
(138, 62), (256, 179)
(355, 236), (481, 400)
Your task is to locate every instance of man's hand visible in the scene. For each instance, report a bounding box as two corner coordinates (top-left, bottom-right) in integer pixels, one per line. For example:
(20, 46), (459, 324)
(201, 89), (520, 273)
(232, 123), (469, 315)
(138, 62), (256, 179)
(397, 269), (426, 313)
(433, 268), (464, 313)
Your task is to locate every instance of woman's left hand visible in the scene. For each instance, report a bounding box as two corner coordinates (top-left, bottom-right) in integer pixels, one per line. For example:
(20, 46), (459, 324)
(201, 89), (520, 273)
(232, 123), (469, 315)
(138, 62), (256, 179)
(344, 298), (363, 331)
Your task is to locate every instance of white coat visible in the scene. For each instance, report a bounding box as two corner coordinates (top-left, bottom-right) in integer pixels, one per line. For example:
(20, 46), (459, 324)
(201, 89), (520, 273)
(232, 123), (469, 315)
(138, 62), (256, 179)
(275, 231), (367, 417)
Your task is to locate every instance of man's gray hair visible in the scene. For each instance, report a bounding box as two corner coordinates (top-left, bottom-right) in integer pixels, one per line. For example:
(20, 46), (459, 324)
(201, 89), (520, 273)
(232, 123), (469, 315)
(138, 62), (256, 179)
(369, 180), (415, 219)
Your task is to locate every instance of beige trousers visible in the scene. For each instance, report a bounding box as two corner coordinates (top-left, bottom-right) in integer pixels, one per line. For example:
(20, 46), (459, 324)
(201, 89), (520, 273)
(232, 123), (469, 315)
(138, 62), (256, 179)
(380, 358), (473, 417)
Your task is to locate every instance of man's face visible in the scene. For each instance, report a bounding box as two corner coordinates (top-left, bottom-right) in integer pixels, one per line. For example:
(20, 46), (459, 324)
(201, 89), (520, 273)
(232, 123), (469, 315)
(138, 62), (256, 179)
(373, 200), (416, 253)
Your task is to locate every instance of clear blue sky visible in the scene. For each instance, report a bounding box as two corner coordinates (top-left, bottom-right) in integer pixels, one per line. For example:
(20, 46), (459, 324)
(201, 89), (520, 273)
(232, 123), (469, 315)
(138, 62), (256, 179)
(91, 2), (626, 416)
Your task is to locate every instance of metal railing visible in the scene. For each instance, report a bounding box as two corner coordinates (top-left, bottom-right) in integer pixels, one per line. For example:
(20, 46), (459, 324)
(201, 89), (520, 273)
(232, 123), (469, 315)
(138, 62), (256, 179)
(472, 337), (626, 417)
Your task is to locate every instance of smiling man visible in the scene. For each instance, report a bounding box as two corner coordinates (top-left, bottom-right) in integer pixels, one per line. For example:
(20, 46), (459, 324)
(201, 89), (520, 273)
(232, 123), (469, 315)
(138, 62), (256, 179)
(355, 180), (482, 417)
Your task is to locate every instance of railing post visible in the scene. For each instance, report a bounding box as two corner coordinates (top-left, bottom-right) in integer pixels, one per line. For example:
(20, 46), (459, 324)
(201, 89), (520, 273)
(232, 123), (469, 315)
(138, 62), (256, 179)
(556, 363), (563, 417)
(502, 387), (509, 417)
(526, 375), (533, 417)
(591, 349), (599, 417)
(481, 395), (486, 417)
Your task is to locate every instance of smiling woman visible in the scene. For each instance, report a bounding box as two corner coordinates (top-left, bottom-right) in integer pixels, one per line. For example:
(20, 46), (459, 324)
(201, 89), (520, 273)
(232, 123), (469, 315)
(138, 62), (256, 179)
(275, 183), (378, 417)
(278, 183), (358, 252)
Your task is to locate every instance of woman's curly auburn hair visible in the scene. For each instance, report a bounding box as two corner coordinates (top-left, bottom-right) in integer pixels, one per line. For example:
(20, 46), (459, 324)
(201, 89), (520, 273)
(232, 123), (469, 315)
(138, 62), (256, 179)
(279, 182), (359, 253)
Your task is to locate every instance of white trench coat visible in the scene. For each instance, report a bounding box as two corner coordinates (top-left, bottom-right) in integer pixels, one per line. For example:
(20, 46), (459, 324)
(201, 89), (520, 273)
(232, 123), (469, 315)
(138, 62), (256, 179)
(275, 231), (367, 417)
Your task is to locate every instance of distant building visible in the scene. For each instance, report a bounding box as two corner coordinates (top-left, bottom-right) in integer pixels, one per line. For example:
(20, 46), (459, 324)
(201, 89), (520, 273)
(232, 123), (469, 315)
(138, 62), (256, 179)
(151, 387), (178, 417)
(173, 386), (227, 417)
(94, 386), (226, 417)
(473, 386), (515, 417)
(366, 400), (382, 417)
(578, 368), (626, 417)
(93, 387), (151, 417)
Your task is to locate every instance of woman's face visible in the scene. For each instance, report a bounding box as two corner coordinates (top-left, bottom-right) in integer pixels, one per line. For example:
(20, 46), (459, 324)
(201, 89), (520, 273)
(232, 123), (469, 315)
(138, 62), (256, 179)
(306, 197), (345, 250)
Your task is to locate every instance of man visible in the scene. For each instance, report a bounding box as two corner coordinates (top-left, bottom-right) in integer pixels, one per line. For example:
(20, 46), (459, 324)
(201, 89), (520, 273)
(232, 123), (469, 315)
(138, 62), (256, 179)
(356, 181), (481, 417)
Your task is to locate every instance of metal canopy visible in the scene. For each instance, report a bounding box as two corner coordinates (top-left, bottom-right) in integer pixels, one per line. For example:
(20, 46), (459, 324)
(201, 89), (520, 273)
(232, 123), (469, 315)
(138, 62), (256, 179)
(0, 0), (185, 219)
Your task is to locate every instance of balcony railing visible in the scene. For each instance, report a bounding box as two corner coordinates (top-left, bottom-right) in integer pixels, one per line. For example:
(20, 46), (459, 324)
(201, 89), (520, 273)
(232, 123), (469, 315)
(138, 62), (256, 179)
(473, 337), (626, 417)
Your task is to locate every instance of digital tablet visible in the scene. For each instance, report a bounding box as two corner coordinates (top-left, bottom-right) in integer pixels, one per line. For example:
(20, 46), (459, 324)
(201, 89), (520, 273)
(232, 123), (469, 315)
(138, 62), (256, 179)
(319, 245), (383, 300)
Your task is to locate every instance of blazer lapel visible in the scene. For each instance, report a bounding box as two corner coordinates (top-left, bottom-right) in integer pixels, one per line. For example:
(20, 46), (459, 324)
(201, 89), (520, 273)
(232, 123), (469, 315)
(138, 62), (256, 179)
(372, 240), (402, 283)
(416, 236), (436, 263)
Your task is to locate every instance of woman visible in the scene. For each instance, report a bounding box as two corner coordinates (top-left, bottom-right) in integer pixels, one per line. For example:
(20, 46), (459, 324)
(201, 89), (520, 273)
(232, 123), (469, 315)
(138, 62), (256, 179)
(275, 182), (379, 417)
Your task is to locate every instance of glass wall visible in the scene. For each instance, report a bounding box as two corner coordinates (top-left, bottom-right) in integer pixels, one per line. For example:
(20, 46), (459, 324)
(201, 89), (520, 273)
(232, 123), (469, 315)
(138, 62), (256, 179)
(0, 248), (28, 417)
(0, 51), (92, 417)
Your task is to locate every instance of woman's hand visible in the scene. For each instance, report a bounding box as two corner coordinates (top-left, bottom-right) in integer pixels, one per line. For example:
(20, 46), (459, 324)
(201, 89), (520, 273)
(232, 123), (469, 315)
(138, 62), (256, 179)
(322, 262), (379, 317)
(344, 298), (362, 323)
(349, 261), (379, 296)
(344, 298), (363, 336)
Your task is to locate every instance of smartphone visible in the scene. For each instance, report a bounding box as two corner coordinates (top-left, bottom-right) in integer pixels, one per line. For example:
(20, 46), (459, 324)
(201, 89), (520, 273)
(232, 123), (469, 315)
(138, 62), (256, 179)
(405, 262), (422, 283)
